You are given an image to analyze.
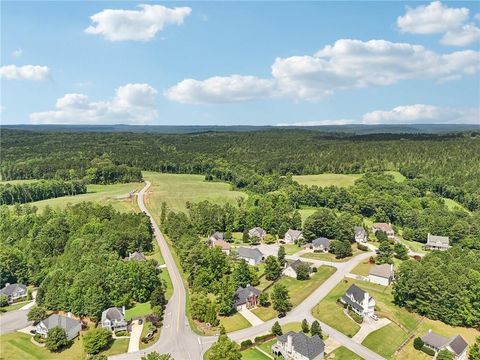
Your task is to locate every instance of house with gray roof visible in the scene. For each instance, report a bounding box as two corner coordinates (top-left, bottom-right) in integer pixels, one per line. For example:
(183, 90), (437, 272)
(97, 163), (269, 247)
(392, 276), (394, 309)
(35, 314), (82, 341)
(421, 330), (468, 359)
(272, 331), (325, 360)
(340, 284), (375, 318)
(209, 231), (224, 243)
(0, 283), (27, 303)
(372, 223), (395, 239)
(284, 229), (303, 244)
(312, 238), (330, 253)
(233, 285), (261, 311)
(354, 226), (367, 243)
(425, 233), (450, 251)
(368, 264), (394, 286)
(248, 227), (267, 240)
(101, 306), (127, 332)
(283, 259), (312, 279)
(128, 251), (146, 261)
(237, 247), (264, 266)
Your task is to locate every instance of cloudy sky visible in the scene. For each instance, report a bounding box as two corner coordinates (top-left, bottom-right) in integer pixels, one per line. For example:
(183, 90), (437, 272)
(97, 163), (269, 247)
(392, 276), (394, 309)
(1, 1), (479, 125)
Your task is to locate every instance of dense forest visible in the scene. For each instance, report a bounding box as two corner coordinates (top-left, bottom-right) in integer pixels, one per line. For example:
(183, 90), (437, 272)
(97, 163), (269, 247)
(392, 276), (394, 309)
(0, 203), (158, 319)
(1, 129), (479, 211)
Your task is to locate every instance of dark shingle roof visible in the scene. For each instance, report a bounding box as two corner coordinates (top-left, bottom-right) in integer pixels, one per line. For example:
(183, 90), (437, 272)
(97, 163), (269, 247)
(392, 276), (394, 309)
(345, 284), (366, 303)
(277, 331), (324, 359)
(286, 229), (302, 240)
(128, 252), (146, 261)
(448, 335), (468, 355)
(341, 294), (364, 313)
(41, 314), (81, 332)
(101, 307), (124, 322)
(369, 264), (393, 279)
(210, 232), (224, 241)
(312, 237), (330, 248)
(354, 226), (366, 235)
(237, 247), (263, 260)
(289, 259), (310, 272)
(233, 286), (261, 307)
(421, 331), (468, 355)
(0, 283), (26, 296)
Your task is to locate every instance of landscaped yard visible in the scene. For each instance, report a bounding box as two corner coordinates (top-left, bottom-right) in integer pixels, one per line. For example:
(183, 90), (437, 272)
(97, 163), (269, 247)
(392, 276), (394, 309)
(350, 260), (373, 276)
(125, 301), (152, 321)
(241, 347), (270, 360)
(0, 300), (32, 313)
(99, 338), (130, 357)
(282, 243), (303, 255)
(12, 182), (144, 213)
(139, 321), (160, 350)
(293, 174), (363, 188)
(219, 312), (251, 333)
(326, 346), (364, 360)
(252, 266), (336, 321)
(362, 322), (409, 359)
(143, 171), (246, 215)
(302, 244), (362, 262)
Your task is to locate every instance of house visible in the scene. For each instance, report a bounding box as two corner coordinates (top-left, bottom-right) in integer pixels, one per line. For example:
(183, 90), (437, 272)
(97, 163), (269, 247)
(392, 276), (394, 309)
(354, 226), (368, 243)
(284, 229), (304, 244)
(312, 238), (330, 252)
(371, 223), (395, 239)
(272, 331), (325, 360)
(421, 330), (468, 360)
(283, 259), (312, 279)
(425, 233), (450, 251)
(212, 239), (231, 255)
(101, 307), (128, 332)
(35, 314), (82, 341)
(209, 231), (224, 243)
(0, 283), (27, 303)
(128, 252), (146, 261)
(233, 285), (261, 311)
(368, 264), (394, 286)
(340, 284), (375, 318)
(248, 227), (266, 240)
(237, 247), (264, 266)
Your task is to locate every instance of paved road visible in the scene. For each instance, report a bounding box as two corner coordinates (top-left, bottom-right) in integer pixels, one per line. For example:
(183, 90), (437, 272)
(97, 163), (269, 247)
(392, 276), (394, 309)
(0, 309), (32, 335)
(111, 181), (386, 360)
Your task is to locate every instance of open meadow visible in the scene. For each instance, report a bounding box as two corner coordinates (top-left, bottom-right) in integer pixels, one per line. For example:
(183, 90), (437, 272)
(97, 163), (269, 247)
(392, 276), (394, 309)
(293, 173), (363, 188)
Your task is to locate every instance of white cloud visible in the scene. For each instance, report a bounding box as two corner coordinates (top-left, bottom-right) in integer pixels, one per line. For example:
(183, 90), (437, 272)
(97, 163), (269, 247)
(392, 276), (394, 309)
(85, 4), (191, 41)
(441, 23), (480, 46)
(397, 1), (469, 34)
(11, 48), (23, 57)
(0, 65), (50, 80)
(276, 119), (355, 126)
(397, 1), (480, 46)
(166, 39), (480, 104)
(30, 83), (158, 124)
(362, 104), (480, 124)
(165, 75), (276, 104)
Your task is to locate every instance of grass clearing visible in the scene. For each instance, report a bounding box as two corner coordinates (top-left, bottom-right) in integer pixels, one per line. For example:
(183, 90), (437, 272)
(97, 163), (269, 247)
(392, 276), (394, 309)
(99, 338), (129, 357)
(298, 207), (319, 223)
(282, 243), (303, 255)
(442, 197), (470, 213)
(15, 182), (144, 213)
(302, 244), (362, 263)
(350, 260), (373, 276)
(143, 172), (245, 215)
(219, 312), (251, 333)
(241, 347), (270, 360)
(362, 322), (408, 359)
(384, 171), (406, 183)
(293, 174), (363, 188)
(326, 346), (364, 360)
(125, 301), (152, 321)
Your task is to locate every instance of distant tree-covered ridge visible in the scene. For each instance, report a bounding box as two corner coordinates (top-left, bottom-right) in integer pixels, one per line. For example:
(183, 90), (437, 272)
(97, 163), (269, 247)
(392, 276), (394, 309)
(0, 202), (157, 320)
(1, 129), (479, 210)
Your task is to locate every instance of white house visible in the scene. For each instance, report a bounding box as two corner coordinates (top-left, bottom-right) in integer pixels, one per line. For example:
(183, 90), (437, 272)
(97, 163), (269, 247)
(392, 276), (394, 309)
(340, 284), (375, 318)
(35, 314), (82, 341)
(354, 227), (367, 243)
(237, 247), (264, 266)
(368, 264), (394, 286)
(283, 259), (311, 279)
(272, 331), (325, 360)
(421, 330), (468, 360)
(284, 229), (303, 244)
(0, 283), (27, 303)
(425, 233), (450, 251)
(371, 223), (395, 240)
(101, 307), (128, 332)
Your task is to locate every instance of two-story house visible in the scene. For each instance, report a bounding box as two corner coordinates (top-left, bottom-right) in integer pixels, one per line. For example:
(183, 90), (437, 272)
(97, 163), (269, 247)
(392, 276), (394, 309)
(272, 331), (325, 360)
(340, 284), (375, 318)
(101, 306), (128, 332)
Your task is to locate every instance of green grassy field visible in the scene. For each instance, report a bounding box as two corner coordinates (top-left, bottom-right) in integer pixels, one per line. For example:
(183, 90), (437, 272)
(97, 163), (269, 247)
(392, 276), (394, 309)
(11, 182), (144, 213)
(293, 174), (363, 188)
(301, 244), (362, 263)
(219, 312), (251, 333)
(0, 179), (39, 185)
(350, 260), (373, 276)
(251, 266), (336, 321)
(384, 171), (406, 182)
(326, 346), (364, 360)
(143, 172), (246, 215)
(125, 301), (152, 321)
(241, 347), (270, 360)
(298, 207), (319, 223)
(442, 197), (470, 213)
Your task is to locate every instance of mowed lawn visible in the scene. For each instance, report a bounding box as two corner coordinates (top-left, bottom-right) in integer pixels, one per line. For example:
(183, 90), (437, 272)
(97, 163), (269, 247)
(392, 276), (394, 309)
(12, 182), (144, 213)
(326, 346), (364, 360)
(252, 266), (336, 321)
(220, 312), (251, 333)
(302, 244), (363, 263)
(293, 174), (363, 188)
(143, 172), (246, 215)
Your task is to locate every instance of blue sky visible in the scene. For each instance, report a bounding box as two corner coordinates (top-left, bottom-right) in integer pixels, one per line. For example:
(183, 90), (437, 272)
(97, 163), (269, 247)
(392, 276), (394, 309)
(1, 1), (479, 125)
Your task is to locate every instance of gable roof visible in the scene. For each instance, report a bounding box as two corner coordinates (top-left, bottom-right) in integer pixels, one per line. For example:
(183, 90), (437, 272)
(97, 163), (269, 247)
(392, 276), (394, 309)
(237, 247), (263, 260)
(233, 286), (261, 307)
(354, 226), (366, 235)
(128, 252), (146, 261)
(210, 232), (224, 241)
(278, 331), (324, 360)
(421, 331), (468, 355)
(312, 237), (330, 248)
(288, 259), (310, 272)
(213, 239), (231, 251)
(285, 229), (302, 240)
(369, 264), (393, 279)
(345, 284), (367, 303)
(0, 283), (26, 296)
(427, 234), (450, 247)
(41, 314), (81, 332)
(101, 307), (125, 323)
(372, 223), (394, 232)
(249, 227), (266, 236)
(448, 335), (469, 355)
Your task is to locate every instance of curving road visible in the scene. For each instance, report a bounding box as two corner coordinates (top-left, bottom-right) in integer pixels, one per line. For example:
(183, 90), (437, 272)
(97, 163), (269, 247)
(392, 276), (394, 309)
(111, 181), (386, 360)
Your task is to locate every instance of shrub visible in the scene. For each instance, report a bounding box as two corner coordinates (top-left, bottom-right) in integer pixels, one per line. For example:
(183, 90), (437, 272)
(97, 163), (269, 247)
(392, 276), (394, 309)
(240, 340), (253, 350)
(413, 337), (424, 350)
(421, 346), (435, 356)
(0, 295), (8, 307)
(82, 327), (112, 355)
(312, 267), (318, 273)
(45, 326), (69, 352)
(33, 333), (45, 343)
(357, 243), (368, 251)
(114, 330), (128, 337)
(254, 334), (274, 343)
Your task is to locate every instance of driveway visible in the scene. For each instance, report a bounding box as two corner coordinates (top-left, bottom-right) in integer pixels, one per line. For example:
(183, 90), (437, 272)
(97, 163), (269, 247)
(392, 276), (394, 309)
(352, 317), (391, 343)
(0, 309), (31, 335)
(239, 307), (263, 327)
(127, 320), (143, 353)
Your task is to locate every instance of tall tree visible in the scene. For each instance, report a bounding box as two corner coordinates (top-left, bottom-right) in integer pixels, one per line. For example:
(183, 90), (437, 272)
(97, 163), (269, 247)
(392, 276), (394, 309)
(271, 284), (291, 316)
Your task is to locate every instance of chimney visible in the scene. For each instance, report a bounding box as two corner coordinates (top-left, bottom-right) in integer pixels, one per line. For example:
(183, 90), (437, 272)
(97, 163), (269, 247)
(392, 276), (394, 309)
(287, 334), (292, 349)
(5, 283), (10, 287)
(67, 312), (72, 318)
(122, 305), (125, 315)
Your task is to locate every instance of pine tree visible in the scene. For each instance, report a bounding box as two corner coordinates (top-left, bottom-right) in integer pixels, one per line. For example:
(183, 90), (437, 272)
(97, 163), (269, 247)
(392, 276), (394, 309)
(271, 321), (282, 336)
(301, 319), (309, 333)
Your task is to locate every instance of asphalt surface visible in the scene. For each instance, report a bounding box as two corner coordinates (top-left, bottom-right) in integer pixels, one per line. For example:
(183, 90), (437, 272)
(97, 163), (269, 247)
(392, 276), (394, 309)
(0, 309), (31, 335)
